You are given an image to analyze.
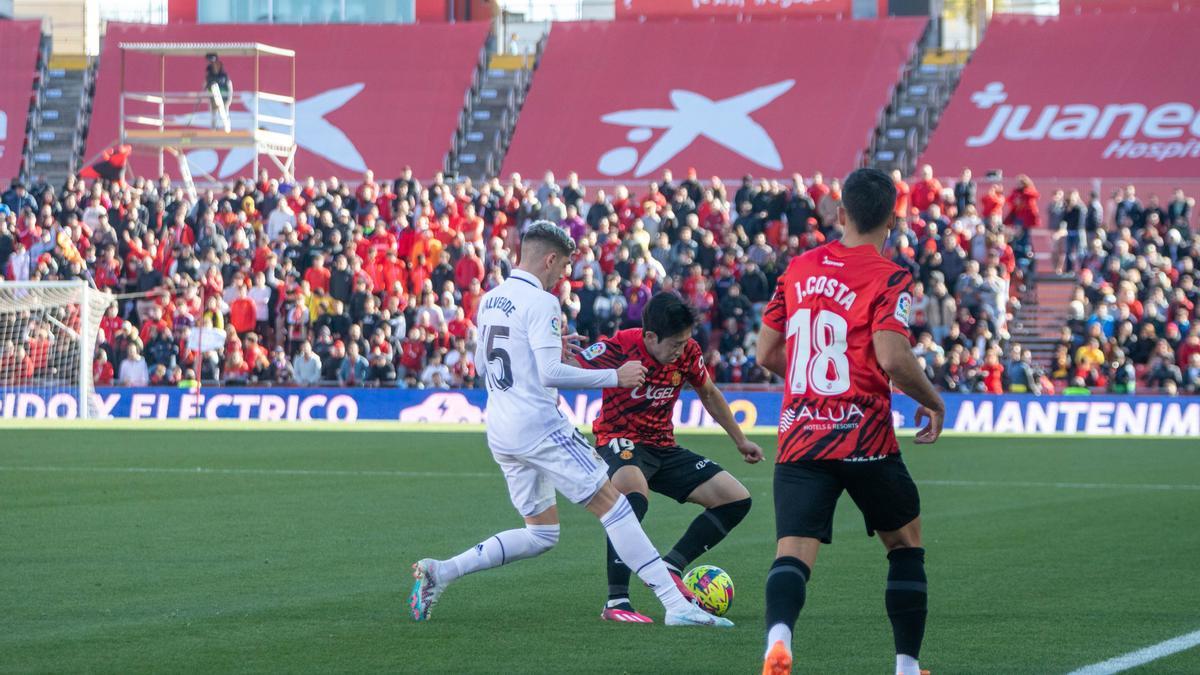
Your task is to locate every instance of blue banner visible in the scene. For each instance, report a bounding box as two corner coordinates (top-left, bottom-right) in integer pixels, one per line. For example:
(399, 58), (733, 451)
(1, 387), (1196, 437)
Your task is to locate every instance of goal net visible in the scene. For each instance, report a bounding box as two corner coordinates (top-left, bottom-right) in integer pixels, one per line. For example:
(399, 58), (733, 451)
(0, 281), (112, 419)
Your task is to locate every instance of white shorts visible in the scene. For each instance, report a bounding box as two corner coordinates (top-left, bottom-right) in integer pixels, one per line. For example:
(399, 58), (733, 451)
(492, 427), (608, 517)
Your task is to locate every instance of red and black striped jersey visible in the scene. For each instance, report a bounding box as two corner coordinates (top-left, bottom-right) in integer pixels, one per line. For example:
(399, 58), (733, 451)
(763, 240), (914, 463)
(575, 328), (708, 448)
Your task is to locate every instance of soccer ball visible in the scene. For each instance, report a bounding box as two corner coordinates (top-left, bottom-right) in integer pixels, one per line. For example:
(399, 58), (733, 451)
(682, 565), (734, 616)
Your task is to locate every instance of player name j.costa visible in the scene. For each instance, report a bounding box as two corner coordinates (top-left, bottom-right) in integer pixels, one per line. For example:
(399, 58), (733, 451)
(794, 276), (858, 310)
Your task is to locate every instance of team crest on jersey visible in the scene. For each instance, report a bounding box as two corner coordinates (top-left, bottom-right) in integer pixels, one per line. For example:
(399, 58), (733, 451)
(582, 342), (607, 360)
(671, 371), (682, 386)
(620, 450), (633, 460)
(894, 292), (912, 327)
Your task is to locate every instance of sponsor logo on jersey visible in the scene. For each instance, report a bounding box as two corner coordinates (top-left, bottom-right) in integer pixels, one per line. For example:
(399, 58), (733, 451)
(582, 342), (607, 360)
(795, 402), (865, 424)
(821, 256), (845, 267)
(631, 383), (678, 401)
(895, 292), (912, 326)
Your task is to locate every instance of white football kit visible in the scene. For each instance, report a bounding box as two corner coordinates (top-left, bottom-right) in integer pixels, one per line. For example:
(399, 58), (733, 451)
(475, 269), (618, 516)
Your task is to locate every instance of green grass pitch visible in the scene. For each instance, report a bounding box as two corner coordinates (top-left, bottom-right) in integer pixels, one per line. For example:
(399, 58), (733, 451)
(2, 427), (1199, 673)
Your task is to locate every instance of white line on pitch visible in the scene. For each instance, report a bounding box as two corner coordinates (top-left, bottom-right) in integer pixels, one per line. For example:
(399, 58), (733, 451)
(1, 465), (1199, 492)
(0, 465), (497, 479)
(1066, 629), (1200, 675)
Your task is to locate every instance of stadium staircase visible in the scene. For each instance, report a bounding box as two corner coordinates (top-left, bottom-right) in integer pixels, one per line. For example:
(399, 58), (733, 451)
(446, 36), (544, 182)
(26, 54), (95, 185)
(1007, 232), (1075, 366)
(868, 51), (964, 175)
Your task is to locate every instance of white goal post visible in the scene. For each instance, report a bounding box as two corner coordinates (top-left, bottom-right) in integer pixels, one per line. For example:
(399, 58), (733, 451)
(0, 281), (113, 419)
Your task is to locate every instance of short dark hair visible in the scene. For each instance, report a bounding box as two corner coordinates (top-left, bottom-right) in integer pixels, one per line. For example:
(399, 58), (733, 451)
(642, 293), (697, 339)
(521, 220), (575, 256)
(842, 167), (897, 234)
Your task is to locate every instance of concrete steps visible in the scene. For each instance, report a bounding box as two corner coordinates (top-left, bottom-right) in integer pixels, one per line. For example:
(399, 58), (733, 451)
(27, 65), (93, 184)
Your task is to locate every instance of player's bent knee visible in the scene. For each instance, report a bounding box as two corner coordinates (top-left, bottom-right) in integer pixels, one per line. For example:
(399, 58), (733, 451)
(526, 524), (559, 554)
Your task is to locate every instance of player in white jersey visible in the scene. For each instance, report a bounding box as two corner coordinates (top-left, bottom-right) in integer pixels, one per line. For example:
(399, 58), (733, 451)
(409, 222), (731, 628)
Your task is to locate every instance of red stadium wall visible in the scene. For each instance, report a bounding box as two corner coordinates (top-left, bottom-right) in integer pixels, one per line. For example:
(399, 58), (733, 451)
(919, 13), (1200, 195)
(1060, 0), (1197, 14)
(503, 19), (925, 183)
(0, 20), (42, 181)
(86, 22), (489, 181)
(615, 0), (852, 20)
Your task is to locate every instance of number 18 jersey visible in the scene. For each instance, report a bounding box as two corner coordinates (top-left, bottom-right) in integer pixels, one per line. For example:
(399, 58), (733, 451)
(762, 240), (914, 463)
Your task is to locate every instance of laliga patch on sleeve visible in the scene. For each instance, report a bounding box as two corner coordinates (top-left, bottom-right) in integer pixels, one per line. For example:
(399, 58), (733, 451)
(550, 317), (561, 336)
(582, 342), (607, 361)
(894, 292), (912, 327)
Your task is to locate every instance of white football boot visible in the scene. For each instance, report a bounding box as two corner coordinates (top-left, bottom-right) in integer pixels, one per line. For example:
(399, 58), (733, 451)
(409, 558), (448, 621)
(665, 604), (735, 627)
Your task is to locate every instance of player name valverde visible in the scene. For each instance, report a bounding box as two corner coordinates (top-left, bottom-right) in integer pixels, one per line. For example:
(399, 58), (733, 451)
(482, 295), (517, 316)
(795, 276), (857, 311)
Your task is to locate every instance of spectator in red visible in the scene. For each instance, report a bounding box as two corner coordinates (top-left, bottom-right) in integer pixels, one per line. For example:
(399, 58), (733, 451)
(980, 348), (1005, 394)
(454, 244), (485, 290)
(399, 326), (427, 380)
(892, 169), (910, 218)
(807, 171), (831, 207)
(93, 349), (114, 385)
(981, 182), (1006, 219)
(910, 164), (943, 214)
(229, 285), (258, 335)
(1004, 175), (1042, 229)
(304, 253), (331, 294)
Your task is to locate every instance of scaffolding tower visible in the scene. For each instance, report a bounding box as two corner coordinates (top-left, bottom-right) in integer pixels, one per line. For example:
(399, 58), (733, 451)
(117, 41), (297, 187)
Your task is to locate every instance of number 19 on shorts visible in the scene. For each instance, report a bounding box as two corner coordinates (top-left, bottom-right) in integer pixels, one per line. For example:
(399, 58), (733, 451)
(786, 309), (850, 396)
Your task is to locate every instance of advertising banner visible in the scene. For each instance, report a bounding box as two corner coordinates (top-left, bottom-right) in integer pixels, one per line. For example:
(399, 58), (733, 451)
(2, 387), (1196, 437)
(0, 21), (41, 182)
(615, 0), (852, 21)
(87, 22), (489, 181)
(920, 13), (1200, 183)
(503, 19), (924, 182)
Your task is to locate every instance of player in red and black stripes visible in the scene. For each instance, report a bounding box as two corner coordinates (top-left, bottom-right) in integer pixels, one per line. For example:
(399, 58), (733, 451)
(576, 292), (765, 623)
(755, 168), (946, 675)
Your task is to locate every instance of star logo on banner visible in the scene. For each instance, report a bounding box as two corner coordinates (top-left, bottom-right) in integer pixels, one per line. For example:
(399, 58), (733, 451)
(168, 83), (368, 178)
(596, 80), (795, 178)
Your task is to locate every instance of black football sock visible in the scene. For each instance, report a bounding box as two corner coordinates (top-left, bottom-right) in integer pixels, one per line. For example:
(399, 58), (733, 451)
(886, 547), (928, 660)
(764, 556), (810, 637)
(664, 497), (752, 572)
(605, 492), (650, 603)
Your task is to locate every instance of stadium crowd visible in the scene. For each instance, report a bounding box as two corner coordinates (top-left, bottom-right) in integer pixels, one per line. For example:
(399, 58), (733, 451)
(0, 164), (1197, 394)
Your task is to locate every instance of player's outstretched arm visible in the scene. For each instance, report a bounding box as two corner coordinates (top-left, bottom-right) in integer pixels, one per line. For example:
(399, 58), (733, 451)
(755, 325), (787, 380)
(532, 346), (646, 389)
(697, 378), (764, 463)
(873, 330), (945, 444)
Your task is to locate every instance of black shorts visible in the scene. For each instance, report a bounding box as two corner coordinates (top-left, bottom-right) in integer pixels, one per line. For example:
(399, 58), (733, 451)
(598, 440), (724, 503)
(773, 455), (920, 544)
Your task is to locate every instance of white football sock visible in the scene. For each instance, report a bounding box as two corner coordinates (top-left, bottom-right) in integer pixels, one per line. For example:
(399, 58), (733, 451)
(896, 654), (920, 675)
(439, 524), (559, 583)
(599, 494), (690, 612)
(766, 623), (793, 657)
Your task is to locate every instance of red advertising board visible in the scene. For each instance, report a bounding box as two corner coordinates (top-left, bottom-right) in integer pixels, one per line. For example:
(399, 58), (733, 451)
(616, 0), (851, 20)
(503, 19), (923, 183)
(87, 22), (489, 182)
(919, 13), (1200, 184)
(0, 21), (42, 182)
(1060, 0), (1196, 14)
